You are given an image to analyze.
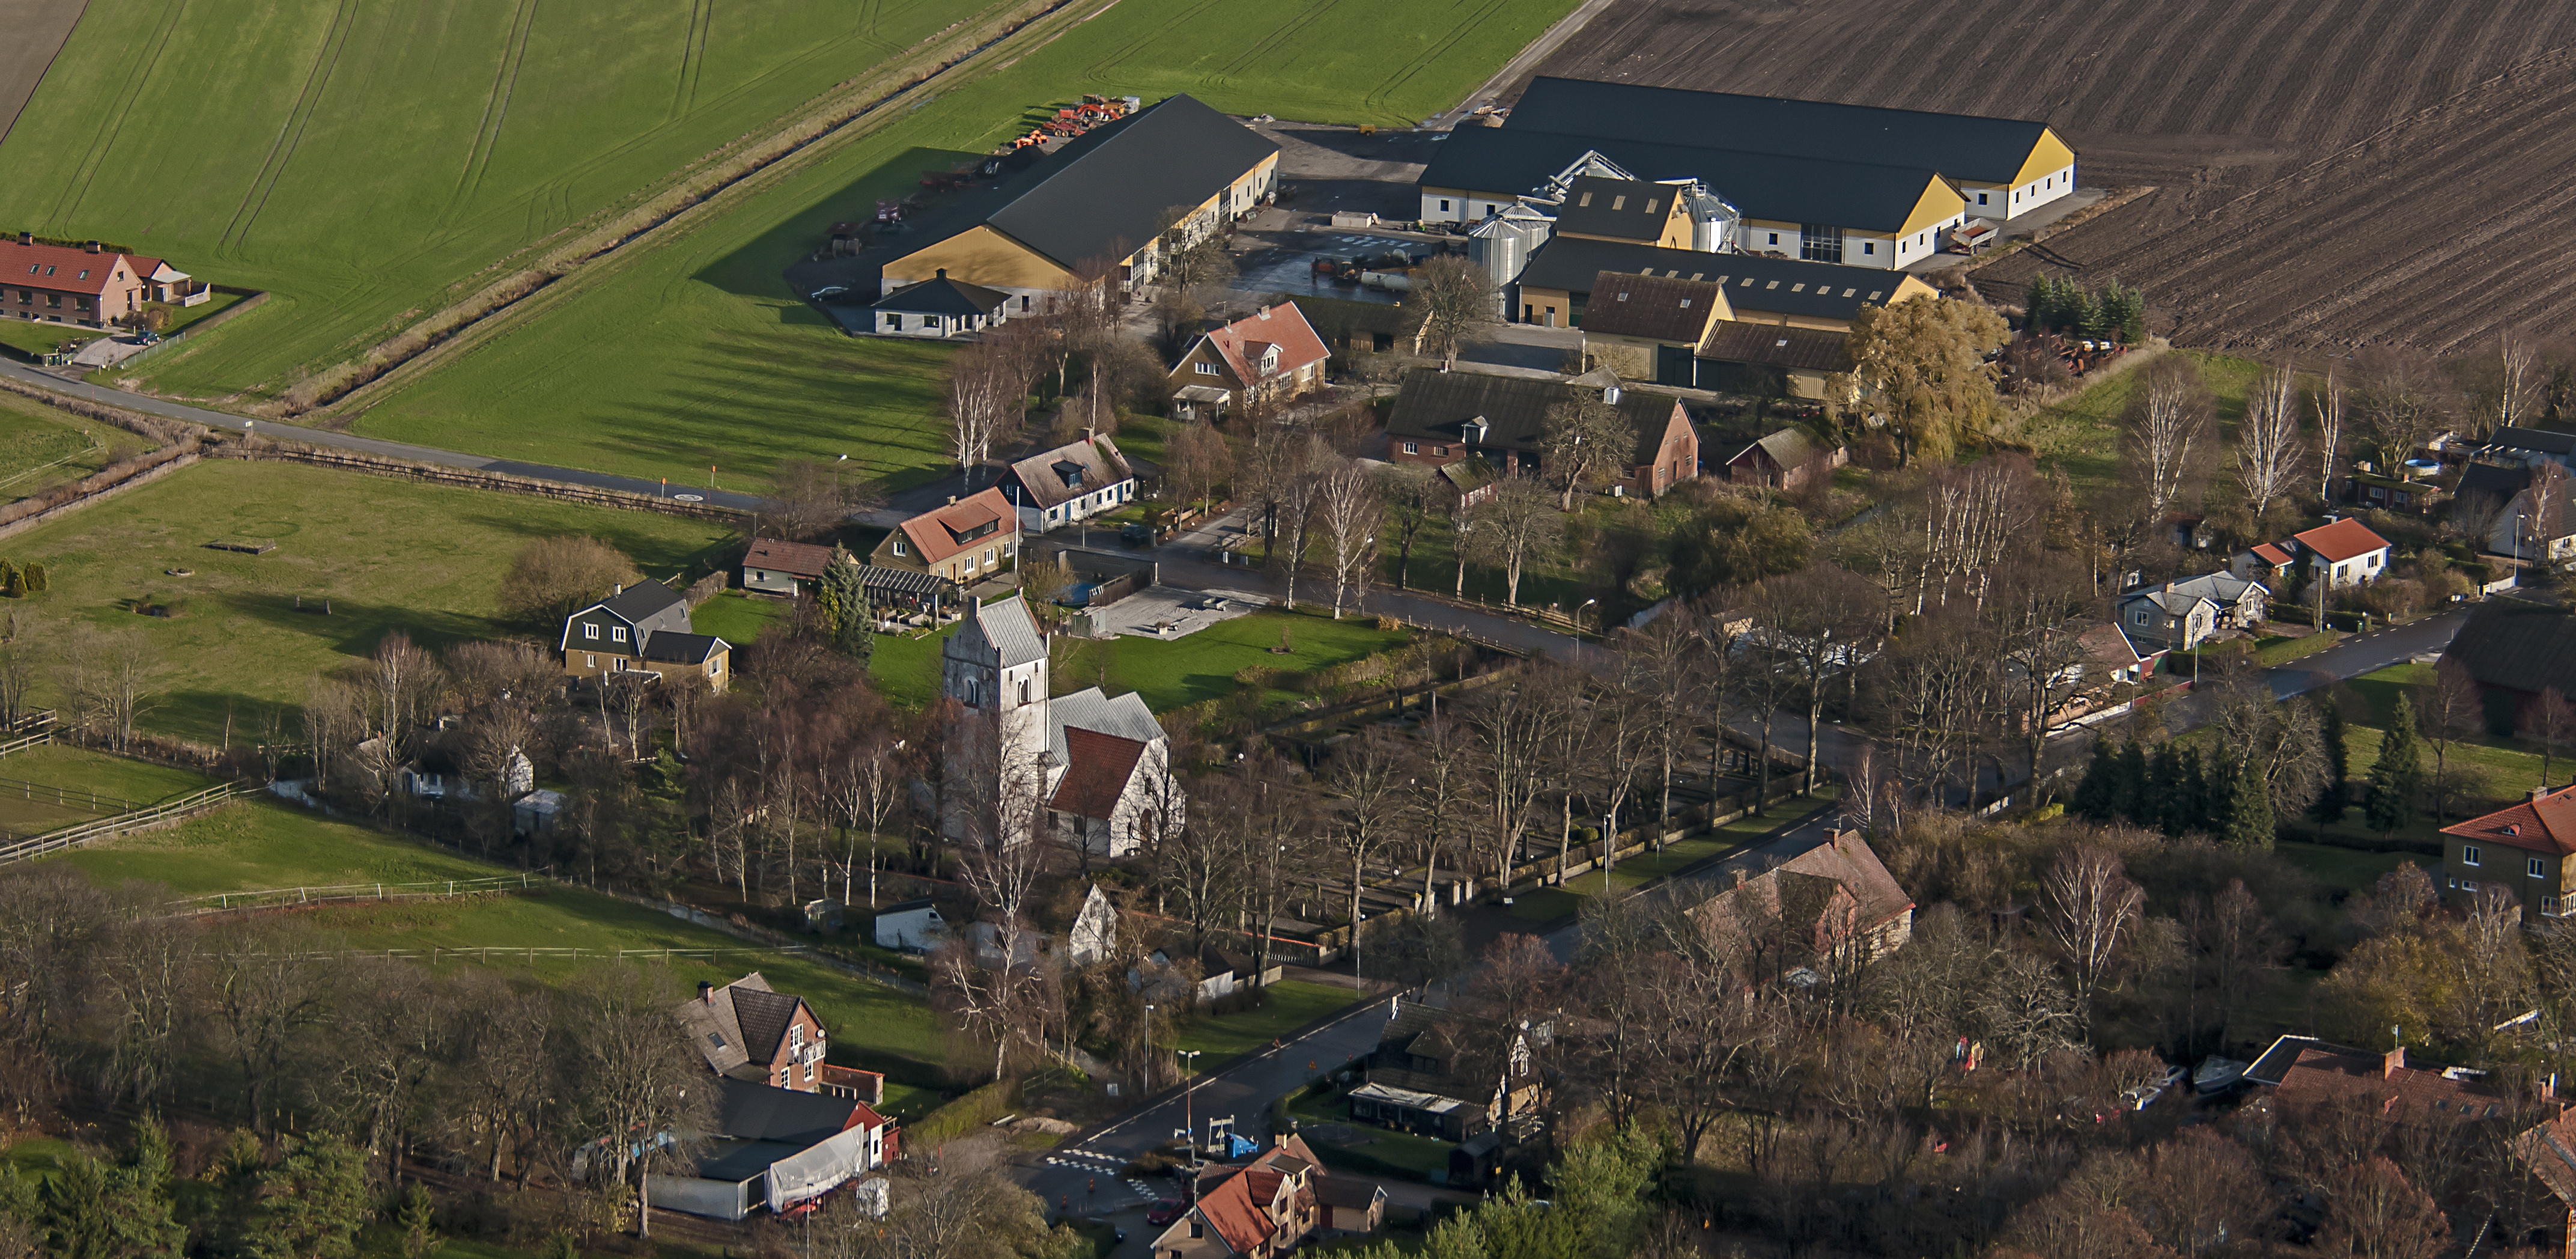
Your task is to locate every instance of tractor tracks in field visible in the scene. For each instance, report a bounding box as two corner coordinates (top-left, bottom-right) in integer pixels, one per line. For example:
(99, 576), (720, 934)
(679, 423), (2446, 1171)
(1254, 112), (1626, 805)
(672, 0), (711, 120)
(301, 0), (1106, 424)
(48, 0), (186, 226)
(220, 0), (357, 252)
(447, 0), (541, 225)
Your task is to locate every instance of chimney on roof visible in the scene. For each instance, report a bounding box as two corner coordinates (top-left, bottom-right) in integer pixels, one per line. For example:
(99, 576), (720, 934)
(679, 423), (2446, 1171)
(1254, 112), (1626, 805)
(947, 495), (958, 505)
(13, 232), (25, 246)
(699, 980), (714, 1005)
(84, 240), (99, 254)
(613, 582), (623, 596)
(2385, 1046), (2407, 1078)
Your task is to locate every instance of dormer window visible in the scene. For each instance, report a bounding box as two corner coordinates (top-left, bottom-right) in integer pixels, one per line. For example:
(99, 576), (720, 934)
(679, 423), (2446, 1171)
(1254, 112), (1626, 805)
(893, 538), (908, 556)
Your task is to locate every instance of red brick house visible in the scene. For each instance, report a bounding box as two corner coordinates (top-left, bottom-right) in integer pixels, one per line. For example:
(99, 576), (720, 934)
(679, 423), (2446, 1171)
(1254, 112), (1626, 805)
(1724, 428), (1845, 492)
(1383, 367), (1697, 499)
(1167, 303), (1330, 420)
(673, 972), (834, 1093)
(3, 237), (191, 330)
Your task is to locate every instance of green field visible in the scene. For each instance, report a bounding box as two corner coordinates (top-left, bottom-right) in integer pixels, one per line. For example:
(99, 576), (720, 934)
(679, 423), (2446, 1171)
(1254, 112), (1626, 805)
(0, 743), (219, 835)
(348, 0), (1583, 489)
(0, 0), (1009, 407)
(0, 319), (108, 361)
(0, 459), (739, 743)
(0, 391), (151, 498)
(56, 798), (949, 1114)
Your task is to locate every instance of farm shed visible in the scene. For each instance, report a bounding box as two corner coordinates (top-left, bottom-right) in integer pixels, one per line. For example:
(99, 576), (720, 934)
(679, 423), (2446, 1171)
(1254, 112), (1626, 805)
(879, 95), (1277, 303)
(1513, 236), (1937, 332)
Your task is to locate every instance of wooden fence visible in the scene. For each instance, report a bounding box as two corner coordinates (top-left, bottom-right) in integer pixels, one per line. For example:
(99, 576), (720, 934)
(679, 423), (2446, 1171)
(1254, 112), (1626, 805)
(169, 871), (552, 915)
(0, 782), (247, 865)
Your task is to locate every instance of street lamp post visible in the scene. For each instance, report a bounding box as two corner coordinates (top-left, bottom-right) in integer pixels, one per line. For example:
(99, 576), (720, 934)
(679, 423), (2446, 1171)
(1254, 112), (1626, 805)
(1576, 598), (1598, 664)
(1177, 1048), (1204, 1157)
(1143, 1002), (1156, 1094)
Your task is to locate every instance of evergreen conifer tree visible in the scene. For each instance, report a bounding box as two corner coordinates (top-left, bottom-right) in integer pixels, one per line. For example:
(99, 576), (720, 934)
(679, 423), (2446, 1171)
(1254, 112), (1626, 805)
(817, 547), (872, 665)
(2198, 749), (2231, 837)
(2116, 740), (2151, 824)
(2026, 276), (2054, 332)
(2311, 699), (2350, 823)
(2225, 756), (2274, 849)
(2366, 695), (2426, 835)
(23, 562), (46, 594)
(2073, 737), (2119, 820)
(2147, 746), (2181, 834)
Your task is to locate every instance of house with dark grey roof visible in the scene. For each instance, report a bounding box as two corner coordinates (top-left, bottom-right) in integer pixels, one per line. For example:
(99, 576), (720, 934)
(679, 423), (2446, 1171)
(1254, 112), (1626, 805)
(2484, 425), (2576, 472)
(1422, 78), (2074, 261)
(1551, 175), (1693, 247)
(995, 434), (1136, 534)
(673, 973), (831, 1093)
(1384, 367), (1698, 499)
(560, 579), (732, 692)
(866, 270), (1009, 338)
(879, 94), (1277, 302)
(2444, 596), (2576, 720)
(1578, 271), (1724, 384)
(1513, 236), (1940, 334)
(1698, 323), (1854, 398)
(2117, 571), (2269, 650)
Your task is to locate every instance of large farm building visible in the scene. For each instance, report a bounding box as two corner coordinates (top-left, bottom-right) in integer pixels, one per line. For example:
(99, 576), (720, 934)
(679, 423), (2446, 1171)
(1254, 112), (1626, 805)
(1425, 78), (2076, 269)
(878, 94), (1277, 308)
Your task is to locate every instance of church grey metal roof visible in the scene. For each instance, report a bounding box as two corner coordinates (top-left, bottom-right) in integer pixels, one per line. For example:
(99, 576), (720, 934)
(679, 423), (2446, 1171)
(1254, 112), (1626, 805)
(962, 596), (1048, 669)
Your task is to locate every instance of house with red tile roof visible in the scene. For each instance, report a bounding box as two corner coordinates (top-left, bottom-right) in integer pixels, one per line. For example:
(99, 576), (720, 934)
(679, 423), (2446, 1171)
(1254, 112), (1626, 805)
(2438, 784), (2576, 918)
(1165, 303), (1330, 420)
(741, 537), (838, 596)
(869, 487), (1021, 585)
(2, 236), (207, 331)
(2238, 517), (2393, 591)
(2243, 1035), (2517, 1126)
(1152, 1135), (1381, 1258)
(2231, 540), (2299, 584)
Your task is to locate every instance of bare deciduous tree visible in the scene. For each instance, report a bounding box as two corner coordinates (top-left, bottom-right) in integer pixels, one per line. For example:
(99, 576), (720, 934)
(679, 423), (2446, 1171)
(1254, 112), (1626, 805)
(1540, 387), (1638, 510)
(1165, 418), (1233, 517)
(2522, 685), (2576, 788)
(2120, 356), (2212, 527)
(2234, 362), (2304, 517)
(2353, 345), (2452, 471)
(2042, 846), (2145, 1035)
(1407, 256), (1493, 368)
(1459, 475), (1557, 608)
(943, 338), (1031, 489)
(2314, 367), (2349, 504)
(497, 536), (640, 630)
(1313, 456), (1383, 619)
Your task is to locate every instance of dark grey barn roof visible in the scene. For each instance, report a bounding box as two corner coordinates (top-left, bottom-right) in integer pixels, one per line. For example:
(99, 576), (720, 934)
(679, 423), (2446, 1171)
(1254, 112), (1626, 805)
(2446, 597), (2576, 698)
(597, 579), (686, 624)
(872, 273), (1009, 317)
(976, 94), (1277, 270)
(713, 1078), (857, 1145)
(1425, 126), (1942, 232)
(1552, 176), (1676, 242)
(1516, 236), (1911, 323)
(1505, 77), (2057, 186)
(640, 632), (728, 666)
(1384, 367), (1678, 468)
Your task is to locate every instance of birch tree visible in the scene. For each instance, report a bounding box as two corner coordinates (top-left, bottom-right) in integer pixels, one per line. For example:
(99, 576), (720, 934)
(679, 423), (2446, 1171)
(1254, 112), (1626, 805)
(2313, 368), (2348, 504)
(2120, 356), (2211, 527)
(2042, 846), (2145, 1037)
(1313, 456), (1384, 619)
(2234, 362), (2303, 517)
(942, 339), (1028, 489)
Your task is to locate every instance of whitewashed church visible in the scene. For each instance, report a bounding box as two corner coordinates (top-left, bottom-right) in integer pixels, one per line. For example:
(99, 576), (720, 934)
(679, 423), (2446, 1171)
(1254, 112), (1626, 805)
(940, 596), (1182, 856)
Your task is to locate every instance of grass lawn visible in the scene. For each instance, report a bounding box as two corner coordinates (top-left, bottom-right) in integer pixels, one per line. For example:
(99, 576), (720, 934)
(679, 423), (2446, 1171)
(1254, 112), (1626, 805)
(1173, 980), (1356, 1062)
(0, 745), (218, 835)
(0, 390), (150, 499)
(0, 319), (108, 361)
(1284, 1086), (1454, 1179)
(690, 590), (784, 645)
(1377, 496), (1685, 618)
(0, 0), (997, 409)
(350, 0), (1583, 488)
(152, 291), (247, 337)
(872, 621), (964, 710)
(0, 1135), (75, 1181)
(50, 797), (949, 1112)
(1, 459), (740, 744)
(2274, 841), (2422, 895)
(1050, 609), (1411, 713)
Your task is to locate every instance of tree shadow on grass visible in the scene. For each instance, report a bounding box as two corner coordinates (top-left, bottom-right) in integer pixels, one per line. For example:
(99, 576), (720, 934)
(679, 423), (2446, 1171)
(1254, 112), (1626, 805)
(691, 145), (988, 305)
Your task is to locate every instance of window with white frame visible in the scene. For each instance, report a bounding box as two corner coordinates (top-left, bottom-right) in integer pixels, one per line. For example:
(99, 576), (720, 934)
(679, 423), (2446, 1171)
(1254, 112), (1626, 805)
(583, 624), (600, 640)
(1195, 361), (1219, 375)
(2464, 844), (2482, 867)
(1403, 442), (1418, 454)
(610, 626), (627, 643)
(2533, 858), (2548, 879)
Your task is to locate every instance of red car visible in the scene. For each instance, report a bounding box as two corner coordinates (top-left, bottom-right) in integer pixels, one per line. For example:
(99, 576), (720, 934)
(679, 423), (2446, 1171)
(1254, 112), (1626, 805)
(1144, 1200), (1185, 1226)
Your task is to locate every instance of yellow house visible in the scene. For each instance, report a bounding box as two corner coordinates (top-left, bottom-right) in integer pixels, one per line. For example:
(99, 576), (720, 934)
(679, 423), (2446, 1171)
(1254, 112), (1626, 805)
(879, 94), (1277, 306)
(1516, 237), (1936, 334)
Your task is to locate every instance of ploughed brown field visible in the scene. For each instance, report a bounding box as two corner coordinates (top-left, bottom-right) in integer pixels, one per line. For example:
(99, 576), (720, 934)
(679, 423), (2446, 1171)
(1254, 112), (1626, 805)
(1514, 0), (2576, 355)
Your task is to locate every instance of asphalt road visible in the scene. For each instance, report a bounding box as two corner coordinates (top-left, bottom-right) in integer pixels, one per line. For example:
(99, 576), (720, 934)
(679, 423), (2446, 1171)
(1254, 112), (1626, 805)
(2262, 608), (2467, 698)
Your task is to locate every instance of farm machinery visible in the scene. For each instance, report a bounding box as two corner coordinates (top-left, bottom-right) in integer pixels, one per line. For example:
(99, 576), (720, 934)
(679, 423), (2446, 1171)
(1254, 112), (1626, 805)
(1310, 247), (1433, 290)
(1003, 94), (1141, 150)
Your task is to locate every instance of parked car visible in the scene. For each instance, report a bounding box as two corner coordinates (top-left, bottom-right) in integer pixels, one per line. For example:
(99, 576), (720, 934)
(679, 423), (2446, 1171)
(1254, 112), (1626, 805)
(810, 285), (849, 300)
(1145, 1200), (1184, 1226)
(1120, 522), (1153, 546)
